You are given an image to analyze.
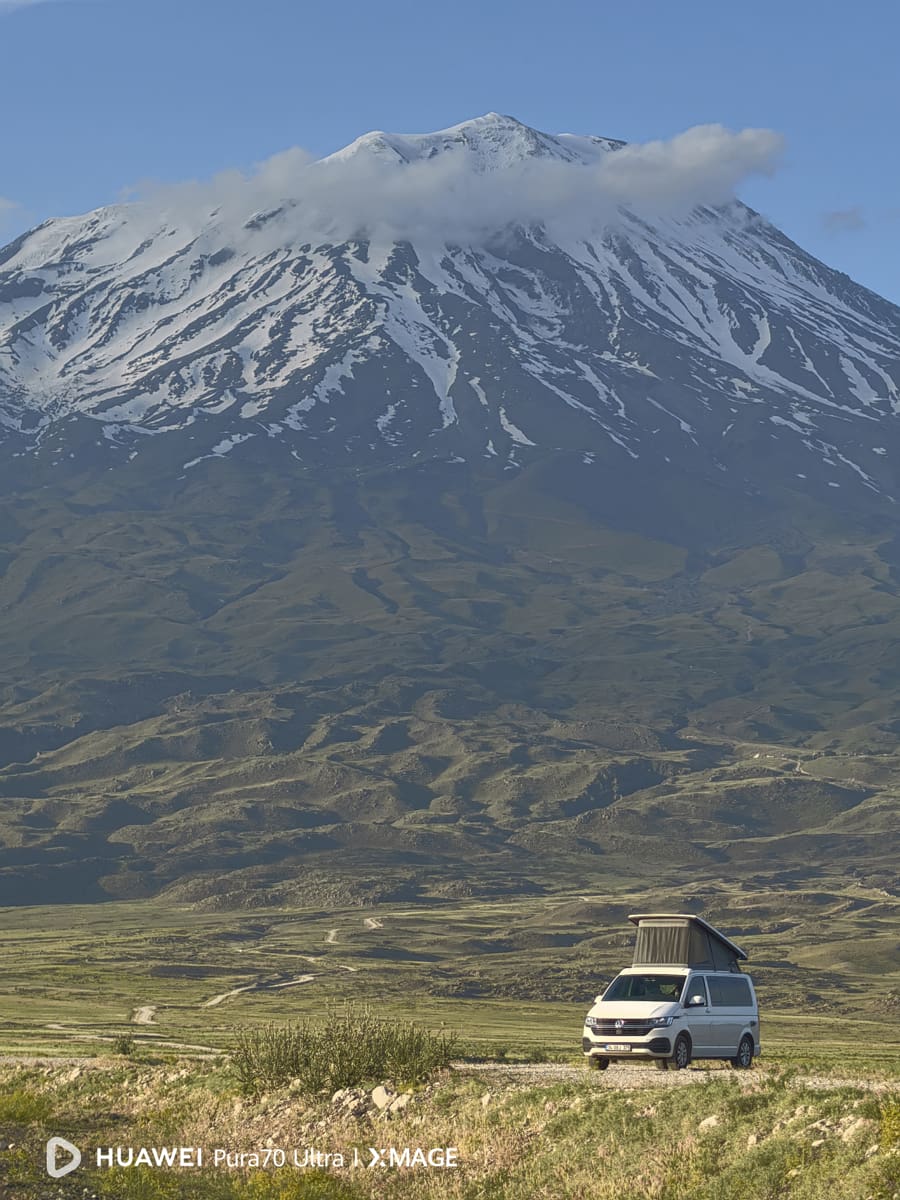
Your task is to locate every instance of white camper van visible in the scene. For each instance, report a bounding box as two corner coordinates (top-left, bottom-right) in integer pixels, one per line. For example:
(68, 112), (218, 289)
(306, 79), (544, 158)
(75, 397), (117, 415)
(582, 914), (760, 1070)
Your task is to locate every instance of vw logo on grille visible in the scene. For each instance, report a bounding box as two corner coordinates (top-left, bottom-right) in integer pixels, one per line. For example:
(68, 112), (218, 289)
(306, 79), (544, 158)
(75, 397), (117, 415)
(615, 1020), (624, 1029)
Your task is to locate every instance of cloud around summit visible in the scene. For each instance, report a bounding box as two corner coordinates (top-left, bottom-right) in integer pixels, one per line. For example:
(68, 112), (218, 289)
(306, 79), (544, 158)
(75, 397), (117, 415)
(127, 121), (785, 248)
(586, 125), (783, 208)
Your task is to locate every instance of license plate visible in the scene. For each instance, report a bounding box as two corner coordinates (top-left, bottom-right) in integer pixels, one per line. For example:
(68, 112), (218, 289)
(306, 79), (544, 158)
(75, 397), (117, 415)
(604, 1043), (631, 1051)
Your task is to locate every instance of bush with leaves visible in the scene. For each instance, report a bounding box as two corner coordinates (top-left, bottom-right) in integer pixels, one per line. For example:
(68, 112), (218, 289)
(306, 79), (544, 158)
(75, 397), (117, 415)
(231, 1007), (457, 1096)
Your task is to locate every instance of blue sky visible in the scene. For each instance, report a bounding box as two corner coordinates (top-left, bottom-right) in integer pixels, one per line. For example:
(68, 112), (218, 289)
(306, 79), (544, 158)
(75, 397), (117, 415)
(1, 0), (897, 302)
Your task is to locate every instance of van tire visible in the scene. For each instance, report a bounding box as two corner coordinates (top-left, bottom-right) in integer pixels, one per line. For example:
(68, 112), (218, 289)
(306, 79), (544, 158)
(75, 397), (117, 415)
(672, 1034), (691, 1070)
(587, 1055), (609, 1071)
(730, 1035), (754, 1069)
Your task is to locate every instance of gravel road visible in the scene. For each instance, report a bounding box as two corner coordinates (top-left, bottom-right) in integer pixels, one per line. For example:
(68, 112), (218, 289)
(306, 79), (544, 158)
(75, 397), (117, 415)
(456, 1061), (900, 1092)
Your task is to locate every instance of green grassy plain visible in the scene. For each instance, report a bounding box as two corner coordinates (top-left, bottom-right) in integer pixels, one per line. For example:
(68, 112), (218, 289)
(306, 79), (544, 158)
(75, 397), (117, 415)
(1, 883), (897, 1066)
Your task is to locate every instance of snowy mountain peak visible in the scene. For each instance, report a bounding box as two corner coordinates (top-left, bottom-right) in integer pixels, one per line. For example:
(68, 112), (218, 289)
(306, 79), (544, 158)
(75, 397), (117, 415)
(326, 112), (625, 171)
(0, 115), (898, 506)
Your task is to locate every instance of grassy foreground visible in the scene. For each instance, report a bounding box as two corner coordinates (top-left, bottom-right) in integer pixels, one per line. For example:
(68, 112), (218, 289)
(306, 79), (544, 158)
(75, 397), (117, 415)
(1, 1051), (898, 1200)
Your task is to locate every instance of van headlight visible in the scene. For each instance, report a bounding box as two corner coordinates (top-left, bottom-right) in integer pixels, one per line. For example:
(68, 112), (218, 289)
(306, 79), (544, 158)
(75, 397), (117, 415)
(652, 1017), (675, 1027)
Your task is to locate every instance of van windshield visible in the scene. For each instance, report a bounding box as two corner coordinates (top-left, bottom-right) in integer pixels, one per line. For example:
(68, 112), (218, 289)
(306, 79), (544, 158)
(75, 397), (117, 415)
(601, 974), (684, 1003)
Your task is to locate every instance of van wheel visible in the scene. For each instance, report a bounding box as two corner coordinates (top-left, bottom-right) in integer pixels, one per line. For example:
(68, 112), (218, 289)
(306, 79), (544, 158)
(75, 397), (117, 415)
(730, 1035), (754, 1069)
(587, 1056), (609, 1071)
(672, 1034), (691, 1070)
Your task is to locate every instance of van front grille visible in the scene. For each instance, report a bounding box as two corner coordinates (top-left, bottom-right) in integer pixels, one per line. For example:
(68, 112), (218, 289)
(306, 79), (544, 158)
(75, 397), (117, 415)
(586, 1019), (658, 1038)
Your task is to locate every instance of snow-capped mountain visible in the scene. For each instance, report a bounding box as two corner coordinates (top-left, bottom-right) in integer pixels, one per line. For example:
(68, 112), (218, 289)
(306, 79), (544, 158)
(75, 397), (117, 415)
(1, 113), (899, 497)
(4, 114), (900, 909)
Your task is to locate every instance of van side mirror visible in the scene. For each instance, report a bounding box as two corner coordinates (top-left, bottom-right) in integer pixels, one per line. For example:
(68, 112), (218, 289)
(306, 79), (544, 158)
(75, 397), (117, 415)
(686, 994), (706, 1007)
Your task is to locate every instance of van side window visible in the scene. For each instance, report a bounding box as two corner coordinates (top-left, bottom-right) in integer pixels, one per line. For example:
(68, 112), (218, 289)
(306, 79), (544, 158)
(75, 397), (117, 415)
(707, 976), (753, 1007)
(684, 976), (709, 1005)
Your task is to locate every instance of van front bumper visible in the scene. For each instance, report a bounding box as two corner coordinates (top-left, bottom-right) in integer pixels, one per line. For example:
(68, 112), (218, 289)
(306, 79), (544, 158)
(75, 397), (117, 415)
(582, 1034), (671, 1057)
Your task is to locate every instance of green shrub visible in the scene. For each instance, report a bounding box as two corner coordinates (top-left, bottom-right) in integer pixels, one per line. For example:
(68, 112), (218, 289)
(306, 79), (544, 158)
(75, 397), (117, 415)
(114, 1034), (137, 1056)
(879, 1096), (900, 1148)
(231, 1008), (457, 1096)
(0, 1087), (54, 1124)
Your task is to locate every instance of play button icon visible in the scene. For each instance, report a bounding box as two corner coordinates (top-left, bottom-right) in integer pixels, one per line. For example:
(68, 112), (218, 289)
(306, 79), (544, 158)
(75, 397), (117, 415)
(46, 1137), (81, 1178)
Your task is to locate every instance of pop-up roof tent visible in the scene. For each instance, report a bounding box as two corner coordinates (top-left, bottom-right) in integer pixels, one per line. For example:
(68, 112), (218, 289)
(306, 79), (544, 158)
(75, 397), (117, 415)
(628, 913), (748, 972)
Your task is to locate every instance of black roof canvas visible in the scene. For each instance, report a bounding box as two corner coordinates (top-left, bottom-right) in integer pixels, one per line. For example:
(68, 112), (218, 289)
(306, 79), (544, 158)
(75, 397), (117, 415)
(627, 913), (748, 971)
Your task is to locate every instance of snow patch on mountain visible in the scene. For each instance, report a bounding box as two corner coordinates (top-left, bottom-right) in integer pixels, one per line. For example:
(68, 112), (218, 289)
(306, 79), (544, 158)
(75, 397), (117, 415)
(0, 114), (898, 495)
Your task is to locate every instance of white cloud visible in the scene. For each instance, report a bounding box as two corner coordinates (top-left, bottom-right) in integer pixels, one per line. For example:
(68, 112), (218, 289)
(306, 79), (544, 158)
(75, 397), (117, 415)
(823, 206), (867, 232)
(123, 120), (785, 251)
(593, 125), (783, 208)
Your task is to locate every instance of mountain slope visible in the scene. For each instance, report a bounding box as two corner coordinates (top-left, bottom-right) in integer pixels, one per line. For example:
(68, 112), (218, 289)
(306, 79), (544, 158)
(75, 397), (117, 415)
(0, 114), (898, 906)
